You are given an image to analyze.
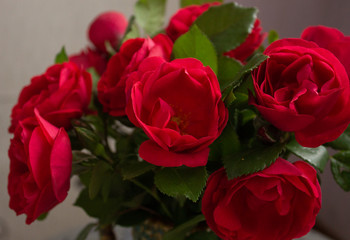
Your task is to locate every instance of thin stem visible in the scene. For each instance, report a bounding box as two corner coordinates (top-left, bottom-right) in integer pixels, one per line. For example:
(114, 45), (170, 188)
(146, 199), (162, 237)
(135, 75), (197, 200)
(103, 116), (113, 156)
(118, 206), (161, 218)
(130, 179), (172, 219)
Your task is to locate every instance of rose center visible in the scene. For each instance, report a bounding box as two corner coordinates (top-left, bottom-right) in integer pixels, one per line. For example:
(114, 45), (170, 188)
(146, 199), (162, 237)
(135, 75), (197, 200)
(169, 106), (191, 135)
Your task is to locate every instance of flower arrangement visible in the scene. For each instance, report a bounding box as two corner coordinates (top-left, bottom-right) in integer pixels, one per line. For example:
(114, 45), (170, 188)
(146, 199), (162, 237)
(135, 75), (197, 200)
(7, 0), (350, 239)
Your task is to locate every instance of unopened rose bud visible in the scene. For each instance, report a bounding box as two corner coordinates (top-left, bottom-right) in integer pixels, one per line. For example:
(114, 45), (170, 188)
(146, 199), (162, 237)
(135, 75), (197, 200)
(88, 11), (128, 53)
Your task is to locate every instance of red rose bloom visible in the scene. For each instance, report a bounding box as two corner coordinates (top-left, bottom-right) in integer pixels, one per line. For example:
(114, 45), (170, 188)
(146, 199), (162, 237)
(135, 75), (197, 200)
(9, 62), (92, 133)
(97, 34), (173, 116)
(301, 25), (350, 76)
(224, 19), (266, 62)
(88, 11), (128, 53)
(69, 47), (108, 76)
(8, 110), (72, 224)
(202, 158), (321, 240)
(166, 2), (221, 42)
(125, 57), (228, 167)
(251, 38), (350, 147)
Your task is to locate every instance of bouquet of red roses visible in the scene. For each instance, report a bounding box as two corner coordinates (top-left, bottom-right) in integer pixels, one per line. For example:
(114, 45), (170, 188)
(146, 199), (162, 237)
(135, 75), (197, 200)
(7, 0), (350, 239)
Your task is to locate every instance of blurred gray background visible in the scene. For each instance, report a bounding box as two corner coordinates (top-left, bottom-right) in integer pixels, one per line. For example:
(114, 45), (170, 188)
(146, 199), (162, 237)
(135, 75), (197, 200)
(1, 0), (349, 239)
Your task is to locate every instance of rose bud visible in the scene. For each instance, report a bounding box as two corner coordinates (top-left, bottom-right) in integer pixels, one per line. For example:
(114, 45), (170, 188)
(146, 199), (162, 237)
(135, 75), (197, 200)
(125, 57), (228, 167)
(88, 11), (128, 53)
(250, 38), (350, 147)
(202, 158), (321, 240)
(8, 109), (72, 224)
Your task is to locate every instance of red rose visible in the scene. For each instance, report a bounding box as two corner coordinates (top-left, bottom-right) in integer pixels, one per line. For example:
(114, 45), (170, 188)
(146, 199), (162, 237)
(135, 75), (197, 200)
(88, 11), (128, 53)
(9, 62), (92, 133)
(97, 34), (173, 116)
(251, 38), (350, 147)
(202, 158), (321, 240)
(165, 2), (221, 42)
(125, 57), (228, 167)
(8, 109), (72, 224)
(224, 19), (266, 62)
(301, 25), (350, 76)
(69, 47), (108, 76)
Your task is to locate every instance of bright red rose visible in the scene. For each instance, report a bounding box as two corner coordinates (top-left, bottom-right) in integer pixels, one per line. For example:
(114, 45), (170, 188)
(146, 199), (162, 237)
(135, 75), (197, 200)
(69, 47), (108, 75)
(8, 109), (72, 224)
(97, 34), (173, 116)
(251, 38), (350, 147)
(165, 2), (221, 41)
(88, 11), (128, 53)
(202, 158), (321, 240)
(301, 25), (350, 76)
(9, 62), (92, 133)
(125, 57), (228, 167)
(224, 19), (266, 62)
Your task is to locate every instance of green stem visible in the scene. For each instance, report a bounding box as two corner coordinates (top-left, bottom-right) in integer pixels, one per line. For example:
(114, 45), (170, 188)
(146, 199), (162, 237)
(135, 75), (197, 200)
(130, 179), (172, 219)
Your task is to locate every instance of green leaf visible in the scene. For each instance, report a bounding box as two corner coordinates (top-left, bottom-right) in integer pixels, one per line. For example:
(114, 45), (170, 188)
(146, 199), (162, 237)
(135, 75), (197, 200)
(76, 223), (97, 240)
(55, 46), (68, 64)
(134, 0), (166, 36)
(72, 151), (98, 164)
(217, 55), (242, 91)
(195, 3), (257, 53)
(225, 142), (285, 179)
(74, 127), (109, 160)
(163, 215), (206, 240)
(36, 212), (48, 221)
(222, 52), (268, 102)
(181, 0), (222, 8)
(86, 67), (100, 93)
(222, 123), (285, 179)
(327, 132), (350, 151)
(268, 30), (279, 44)
(286, 138), (329, 172)
(173, 24), (218, 74)
(155, 167), (207, 202)
(331, 152), (350, 191)
(121, 15), (140, 44)
(71, 151), (98, 176)
(186, 231), (219, 240)
(120, 160), (156, 180)
(89, 161), (111, 199)
(74, 188), (122, 224)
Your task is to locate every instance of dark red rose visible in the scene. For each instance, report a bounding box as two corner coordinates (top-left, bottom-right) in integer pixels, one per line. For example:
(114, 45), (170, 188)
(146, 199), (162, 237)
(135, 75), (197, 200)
(9, 62), (92, 133)
(125, 57), (228, 167)
(224, 19), (266, 62)
(8, 110), (72, 224)
(88, 11), (128, 53)
(251, 38), (350, 147)
(202, 158), (321, 240)
(166, 3), (265, 62)
(301, 25), (350, 76)
(69, 47), (108, 75)
(165, 2), (220, 41)
(97, 34), (173, 116)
